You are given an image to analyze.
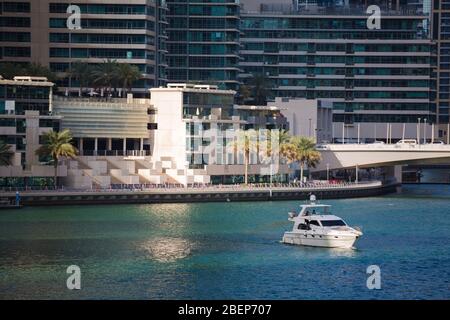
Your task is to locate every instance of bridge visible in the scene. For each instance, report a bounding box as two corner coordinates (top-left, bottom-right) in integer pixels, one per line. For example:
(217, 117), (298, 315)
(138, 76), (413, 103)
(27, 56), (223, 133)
(313, 143), (450, 182)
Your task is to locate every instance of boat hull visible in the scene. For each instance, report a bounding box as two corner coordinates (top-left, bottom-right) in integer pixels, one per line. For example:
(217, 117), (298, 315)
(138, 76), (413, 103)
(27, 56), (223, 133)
(282, 232), (358, 249)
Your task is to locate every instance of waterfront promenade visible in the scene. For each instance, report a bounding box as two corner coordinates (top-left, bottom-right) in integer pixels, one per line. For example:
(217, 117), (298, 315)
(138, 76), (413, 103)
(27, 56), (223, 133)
(1, 180), (398, 206)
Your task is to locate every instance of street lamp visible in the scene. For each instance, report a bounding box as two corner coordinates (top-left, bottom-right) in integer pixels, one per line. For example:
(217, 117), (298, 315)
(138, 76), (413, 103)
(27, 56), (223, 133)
(417, 118), (421, 145)
(308, 118), (312, 137)
(423, 118), (427, 144)
(269, 162), (273, 198)
(185, 161), (190, 189)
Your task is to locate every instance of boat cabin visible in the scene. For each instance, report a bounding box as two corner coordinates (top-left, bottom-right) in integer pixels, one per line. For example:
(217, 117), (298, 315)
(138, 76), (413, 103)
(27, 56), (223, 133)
(288, 204), (348, 231)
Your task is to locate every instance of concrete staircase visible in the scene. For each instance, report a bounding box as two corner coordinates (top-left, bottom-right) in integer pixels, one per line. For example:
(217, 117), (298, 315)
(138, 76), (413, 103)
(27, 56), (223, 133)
(104, 157), (140, 184)
(62, 155), (210, 189)
(64, 159), (111, 189)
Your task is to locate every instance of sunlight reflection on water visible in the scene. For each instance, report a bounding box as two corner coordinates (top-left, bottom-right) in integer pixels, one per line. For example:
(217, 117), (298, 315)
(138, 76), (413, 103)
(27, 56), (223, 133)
(140, 237), (194, 263)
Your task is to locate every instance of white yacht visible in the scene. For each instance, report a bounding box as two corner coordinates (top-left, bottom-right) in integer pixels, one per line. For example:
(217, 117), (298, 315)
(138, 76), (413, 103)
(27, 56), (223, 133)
(282, 195), (363, 249)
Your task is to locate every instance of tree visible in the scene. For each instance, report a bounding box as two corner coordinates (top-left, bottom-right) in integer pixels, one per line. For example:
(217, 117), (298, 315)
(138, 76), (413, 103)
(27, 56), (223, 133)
(244, 74), (271, 105)
(237, 84), (251, 105)
(264, 129), (291, 160)
(0, 140), (13, 166)
(116, 63), (141, 95)
(278, 130), (291, 145)
(0, 62), (56, 82)
(289, 136), (321, 182)
(0, 62), (25, 79)
(25, 63), (57, 82)
(70, 61), (92, 96)
(90, 59), (119, 96)
(35, 130), (78, 188)
(228, 130), (259, 184)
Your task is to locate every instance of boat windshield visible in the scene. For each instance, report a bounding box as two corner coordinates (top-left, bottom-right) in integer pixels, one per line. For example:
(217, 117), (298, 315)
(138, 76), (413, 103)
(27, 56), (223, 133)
(321, 220), (346, 227)
(303, 207), (330, 216)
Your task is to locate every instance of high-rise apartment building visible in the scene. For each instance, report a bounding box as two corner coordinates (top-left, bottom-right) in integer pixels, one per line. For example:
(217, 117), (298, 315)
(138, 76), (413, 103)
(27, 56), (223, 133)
(0, 0), (168, 97)
(1, 0), (444, 142)
(166, 0), (241, 90)
(239, 0), (436, 142)
(432, 0), (450, 138)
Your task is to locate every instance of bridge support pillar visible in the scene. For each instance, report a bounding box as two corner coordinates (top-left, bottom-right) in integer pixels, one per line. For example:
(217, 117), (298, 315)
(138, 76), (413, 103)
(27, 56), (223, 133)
(385, 165), (403, 191)
(355, 164), (359, 184)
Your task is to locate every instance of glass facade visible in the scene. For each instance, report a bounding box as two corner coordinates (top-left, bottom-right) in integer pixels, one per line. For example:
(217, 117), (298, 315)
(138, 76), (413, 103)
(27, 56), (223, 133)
(46, 1), (168, 96)
(0, 2), (31, 61)
(434, 0), (450, 125)
(0, 1), (168, 97)
(166, 0), (241, 90)
(240, 3), (436, 125)
(0, 0), (442, 128)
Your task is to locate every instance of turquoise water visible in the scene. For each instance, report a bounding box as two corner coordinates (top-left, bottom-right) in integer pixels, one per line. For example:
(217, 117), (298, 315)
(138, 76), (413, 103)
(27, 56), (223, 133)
(0, 185), (449, 300)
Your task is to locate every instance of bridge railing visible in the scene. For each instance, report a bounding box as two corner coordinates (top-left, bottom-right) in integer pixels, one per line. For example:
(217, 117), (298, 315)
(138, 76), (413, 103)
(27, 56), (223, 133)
(317, 143), (450, 151)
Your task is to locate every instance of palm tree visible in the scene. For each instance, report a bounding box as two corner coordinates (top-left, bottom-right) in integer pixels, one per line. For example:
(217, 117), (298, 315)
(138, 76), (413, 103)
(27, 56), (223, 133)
(116, 63), (141, 95)
(289, 136), (321, 182)
(0, 140), (13, 166)
(278, 129), (291, 145)
(264, 129), (290, 160)
(237, 84), (251, 105)
(90, 59), (119, 96)
(0, 62), (25, 79)
(0, 62), (56, 82)
(228, 130), (259, 184)
(25, 63), (57, 82)
(70, 61), (92, 96)
(35, 130), (78, 188)
(245, 74), (271, 105)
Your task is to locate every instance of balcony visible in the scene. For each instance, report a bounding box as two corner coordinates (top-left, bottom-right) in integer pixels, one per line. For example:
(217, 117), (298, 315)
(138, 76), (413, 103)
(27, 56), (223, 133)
(244, 5), (426, 17)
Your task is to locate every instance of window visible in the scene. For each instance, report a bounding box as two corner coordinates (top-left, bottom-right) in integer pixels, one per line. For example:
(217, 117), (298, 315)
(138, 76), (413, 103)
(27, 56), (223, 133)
(49, 47), (69, 58)
(3, 47), (30, 57)
(0, 32), (30, 42)
(0, 17), (30, 28)
(320, 220), (346, 227)
(3, 2), (30, 13)
(298, 223), (309, 230)
(309, 220), (321, 226)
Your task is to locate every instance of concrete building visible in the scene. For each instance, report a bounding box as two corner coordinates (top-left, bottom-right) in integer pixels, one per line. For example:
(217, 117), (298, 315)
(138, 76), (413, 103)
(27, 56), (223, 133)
(239, 0), (436, 143)
(150, 83), (290, 184)
(0, 0), (169, 96)
(271, 97), (333, 143)
(432, 0), (450, 140)
(0, 75), (65, 186)
(53, 96), (155, 156)
(32, 83), (291, 189)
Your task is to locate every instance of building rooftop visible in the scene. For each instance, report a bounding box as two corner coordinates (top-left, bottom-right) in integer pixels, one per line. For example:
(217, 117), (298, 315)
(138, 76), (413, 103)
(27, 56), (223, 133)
(151, 83), (236, 95)
(166, 83), (219, 90)
(234, 105), (285, 111)
(0, 76), (54, 87)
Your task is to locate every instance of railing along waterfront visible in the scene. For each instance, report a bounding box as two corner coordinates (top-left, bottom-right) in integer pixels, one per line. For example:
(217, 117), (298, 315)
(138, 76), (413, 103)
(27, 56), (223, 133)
(1, 180), (383, 194)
